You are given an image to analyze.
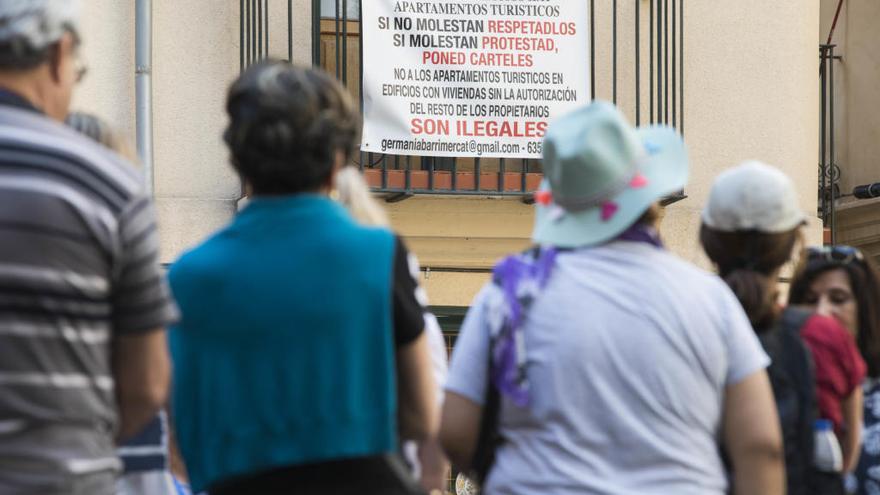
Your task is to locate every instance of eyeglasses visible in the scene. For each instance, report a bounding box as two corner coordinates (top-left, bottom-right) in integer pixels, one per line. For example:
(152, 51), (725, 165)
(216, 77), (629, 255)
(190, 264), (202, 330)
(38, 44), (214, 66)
(74, 57), (88, 84)
(57, 26), (87, 84)
(806, 245), (865, 265)
(47, 38), (88, 85)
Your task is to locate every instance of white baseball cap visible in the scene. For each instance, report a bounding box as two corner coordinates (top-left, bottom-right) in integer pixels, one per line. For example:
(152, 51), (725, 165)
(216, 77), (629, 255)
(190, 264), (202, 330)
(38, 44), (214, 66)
(702, 160), (807, 233)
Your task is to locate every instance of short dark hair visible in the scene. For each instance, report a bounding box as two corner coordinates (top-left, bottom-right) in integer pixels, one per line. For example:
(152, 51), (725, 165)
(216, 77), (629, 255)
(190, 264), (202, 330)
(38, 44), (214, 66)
(789, 250), (880, 378)
(223, 61), (361, 195)
(700, 225), (801, 331)
(0, 39), (51, 70)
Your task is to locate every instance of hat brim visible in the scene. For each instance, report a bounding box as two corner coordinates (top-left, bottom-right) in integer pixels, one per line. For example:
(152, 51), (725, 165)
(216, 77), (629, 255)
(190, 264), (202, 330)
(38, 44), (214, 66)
(532, 126), (688, 248)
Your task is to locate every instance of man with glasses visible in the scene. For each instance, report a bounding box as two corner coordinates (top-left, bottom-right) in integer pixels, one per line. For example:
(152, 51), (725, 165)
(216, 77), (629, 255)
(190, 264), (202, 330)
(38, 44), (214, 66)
(0, 2), (176, 494)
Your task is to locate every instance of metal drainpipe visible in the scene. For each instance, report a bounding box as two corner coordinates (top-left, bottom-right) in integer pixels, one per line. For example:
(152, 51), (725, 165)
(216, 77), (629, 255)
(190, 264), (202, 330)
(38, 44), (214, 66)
(135, 0), (154, 195)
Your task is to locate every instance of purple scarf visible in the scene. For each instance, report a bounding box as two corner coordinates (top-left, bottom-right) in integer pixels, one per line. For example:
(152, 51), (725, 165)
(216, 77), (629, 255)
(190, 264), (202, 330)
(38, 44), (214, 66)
(617, 222), (664, 248)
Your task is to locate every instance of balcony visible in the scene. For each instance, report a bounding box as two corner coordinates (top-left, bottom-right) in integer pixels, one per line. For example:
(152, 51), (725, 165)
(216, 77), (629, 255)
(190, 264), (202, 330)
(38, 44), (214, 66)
(240, 0), (686, 200)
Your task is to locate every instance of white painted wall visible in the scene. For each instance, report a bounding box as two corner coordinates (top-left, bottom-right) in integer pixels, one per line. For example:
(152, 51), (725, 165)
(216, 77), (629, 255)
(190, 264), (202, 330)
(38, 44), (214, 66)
(74, 0), (313, 262)
(665, 0), (823, 262)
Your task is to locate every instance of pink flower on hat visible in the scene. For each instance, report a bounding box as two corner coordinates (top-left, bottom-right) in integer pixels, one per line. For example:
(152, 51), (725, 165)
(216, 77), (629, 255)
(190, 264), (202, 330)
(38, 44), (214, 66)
(630, 172), (649, 189)
(535, 190), (553, 206)
(601, 201), (619, 222)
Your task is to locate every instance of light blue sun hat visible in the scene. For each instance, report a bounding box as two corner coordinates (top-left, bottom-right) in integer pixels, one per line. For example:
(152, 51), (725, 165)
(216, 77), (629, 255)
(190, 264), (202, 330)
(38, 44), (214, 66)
(532, 101), (688, 248)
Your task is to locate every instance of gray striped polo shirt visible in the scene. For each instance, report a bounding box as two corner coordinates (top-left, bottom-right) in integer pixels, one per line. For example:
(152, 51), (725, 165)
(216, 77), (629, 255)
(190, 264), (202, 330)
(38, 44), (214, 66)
(0, 91), (178, 492)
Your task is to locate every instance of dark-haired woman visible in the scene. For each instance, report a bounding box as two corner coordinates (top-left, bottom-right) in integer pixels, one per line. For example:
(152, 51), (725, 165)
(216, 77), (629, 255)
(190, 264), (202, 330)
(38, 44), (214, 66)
(789, 246), (880, 494)
(700, 161), (864, 495)
(167, 61), (437, 495)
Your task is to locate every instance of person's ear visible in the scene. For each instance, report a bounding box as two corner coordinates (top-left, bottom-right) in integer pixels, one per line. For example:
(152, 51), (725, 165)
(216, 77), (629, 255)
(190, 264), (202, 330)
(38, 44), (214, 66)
(48, 34), (74, 84)
(47, 43), (63, 84)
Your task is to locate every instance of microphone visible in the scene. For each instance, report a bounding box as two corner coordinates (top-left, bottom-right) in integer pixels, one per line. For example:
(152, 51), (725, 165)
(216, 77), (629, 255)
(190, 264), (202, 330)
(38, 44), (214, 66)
(853, 183), (880, 199)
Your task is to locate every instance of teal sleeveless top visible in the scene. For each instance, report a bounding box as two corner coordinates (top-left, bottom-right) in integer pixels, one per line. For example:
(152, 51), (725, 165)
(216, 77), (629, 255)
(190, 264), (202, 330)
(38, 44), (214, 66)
(168, 195), (397, 492)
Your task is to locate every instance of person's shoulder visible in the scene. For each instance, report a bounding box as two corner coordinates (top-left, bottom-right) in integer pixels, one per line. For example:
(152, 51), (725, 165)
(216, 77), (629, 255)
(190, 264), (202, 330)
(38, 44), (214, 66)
(331, 206), (395, 247)
(356, 223), (396, 244)
(630, 248), (751, 328)
(644, 245), (730, 290)
(359, 227), (400, 262)
(0, 108), (144, 198)
(168, 228), (237, 289)
(470, 278), (505, 314)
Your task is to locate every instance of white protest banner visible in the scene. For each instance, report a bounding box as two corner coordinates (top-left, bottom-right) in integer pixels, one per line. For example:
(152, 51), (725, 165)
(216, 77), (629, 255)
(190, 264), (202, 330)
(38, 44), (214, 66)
(361, 0), (590, 159)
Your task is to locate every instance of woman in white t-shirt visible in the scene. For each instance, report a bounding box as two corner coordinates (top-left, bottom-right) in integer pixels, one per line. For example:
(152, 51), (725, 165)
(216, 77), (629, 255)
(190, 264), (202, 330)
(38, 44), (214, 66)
(440, 102), (784, 495)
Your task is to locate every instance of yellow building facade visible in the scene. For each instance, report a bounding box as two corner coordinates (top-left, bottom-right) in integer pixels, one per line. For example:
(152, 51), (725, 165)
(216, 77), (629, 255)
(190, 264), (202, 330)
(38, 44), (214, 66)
(74, 0), (822, 310)
(819, 0), (880, 261)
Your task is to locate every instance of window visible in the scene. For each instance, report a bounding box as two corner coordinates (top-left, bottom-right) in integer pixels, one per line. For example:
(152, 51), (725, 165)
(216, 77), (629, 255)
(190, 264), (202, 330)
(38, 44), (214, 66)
(320, 0), (359, 19)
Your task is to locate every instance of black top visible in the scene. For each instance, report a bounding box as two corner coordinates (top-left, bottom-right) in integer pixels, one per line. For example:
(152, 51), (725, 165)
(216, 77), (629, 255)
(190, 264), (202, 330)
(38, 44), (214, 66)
(392, 236), (425, 347)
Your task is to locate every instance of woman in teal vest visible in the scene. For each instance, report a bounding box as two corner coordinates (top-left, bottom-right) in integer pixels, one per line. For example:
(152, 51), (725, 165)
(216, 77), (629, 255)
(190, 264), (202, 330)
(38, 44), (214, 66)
(167, 61), (437, 495)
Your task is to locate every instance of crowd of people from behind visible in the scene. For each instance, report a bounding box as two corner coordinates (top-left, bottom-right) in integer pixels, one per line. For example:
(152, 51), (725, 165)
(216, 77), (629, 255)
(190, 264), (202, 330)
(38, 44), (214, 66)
(3, 2), (880, 495)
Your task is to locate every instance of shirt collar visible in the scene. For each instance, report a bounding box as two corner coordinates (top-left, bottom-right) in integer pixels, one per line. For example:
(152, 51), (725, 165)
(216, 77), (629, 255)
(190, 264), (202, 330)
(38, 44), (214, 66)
(615, 222), (664, 249)
(0, 87), (42, 114)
